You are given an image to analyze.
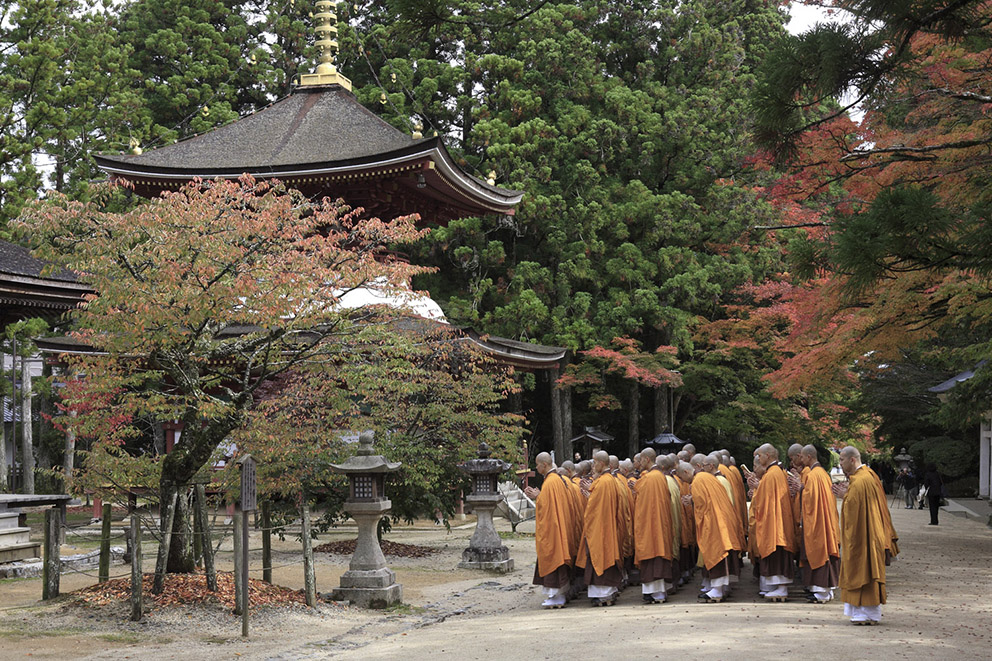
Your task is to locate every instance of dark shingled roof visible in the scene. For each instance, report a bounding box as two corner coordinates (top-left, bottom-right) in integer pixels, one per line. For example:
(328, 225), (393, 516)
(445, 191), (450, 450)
(0, 240), (78, 282)
(98, 86), (417, 171)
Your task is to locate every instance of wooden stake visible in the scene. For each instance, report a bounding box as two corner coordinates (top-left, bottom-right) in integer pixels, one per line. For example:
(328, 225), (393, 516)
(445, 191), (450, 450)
(233, 511), (243, 615)
(130, 515), (143, 621)
(42, 508), (60, 600)
(99, 503), (111, 583)
(261, 501), (272, 584)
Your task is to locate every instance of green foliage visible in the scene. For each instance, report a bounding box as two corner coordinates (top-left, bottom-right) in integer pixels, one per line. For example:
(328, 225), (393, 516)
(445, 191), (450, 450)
(908, 436), (976, 479)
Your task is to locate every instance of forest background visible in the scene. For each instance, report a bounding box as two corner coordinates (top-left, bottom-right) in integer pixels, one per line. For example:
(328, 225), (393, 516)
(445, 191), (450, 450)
(0, 0), (986, 508)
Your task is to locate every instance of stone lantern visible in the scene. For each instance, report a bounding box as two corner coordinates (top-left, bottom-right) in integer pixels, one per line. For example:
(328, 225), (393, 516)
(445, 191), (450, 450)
(458, 442), (513, 572)
(893, 447), (913, 471)
(329, 431), (403, 608)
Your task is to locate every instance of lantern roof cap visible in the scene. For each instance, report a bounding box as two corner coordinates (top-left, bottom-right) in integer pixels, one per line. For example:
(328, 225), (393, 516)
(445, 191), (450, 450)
(458, 442), (511, 475)
(330, 431), (401, 473)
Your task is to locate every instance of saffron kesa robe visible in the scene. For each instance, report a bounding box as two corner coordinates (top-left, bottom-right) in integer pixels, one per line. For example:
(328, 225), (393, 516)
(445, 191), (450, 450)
(533, 472), (576, 588)
(865, 466), (900, 560)
(691, 471), (743, 570)
(665, 474), (682, 560)
(840, 464), (889, 606)
(722, 464), (749, 541)
(576, 473), (622, 579)
(801, 464), (840, 572)
(633, 468), (675, 568)
(752, 463), (798, 560)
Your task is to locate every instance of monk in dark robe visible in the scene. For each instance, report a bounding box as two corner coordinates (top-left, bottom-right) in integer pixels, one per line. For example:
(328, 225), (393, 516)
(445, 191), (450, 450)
(680, 459), (742, 602)
(575, 451), (622, 606)
(524, 453), (576, 608)
(799, 445), (840, 604)
(751, 443), (798, 602)
(838, 446), (893, 625)
(633, 448), (675, 603)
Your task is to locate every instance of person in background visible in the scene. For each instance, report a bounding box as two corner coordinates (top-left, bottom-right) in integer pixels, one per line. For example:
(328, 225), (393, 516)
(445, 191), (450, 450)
(922, 464), (944, 526)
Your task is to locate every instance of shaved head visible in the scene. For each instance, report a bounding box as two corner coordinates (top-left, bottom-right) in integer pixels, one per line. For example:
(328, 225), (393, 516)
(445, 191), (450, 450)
(755, 443), (779, 468)
(676, 461), (695, 482)
(801, 445), (818, 465)
(788, 443), (803, 458)
(578, 460), (592, 476)
(677, 450), (690, 461)
(609, 455), (620, 470)
(561, 460), (576, 476)
(535, 452), (554, 476)
(641, 448), (657, 462)
(682, 443), (696, 457)
(658, 454), (675, 470)
(839, 445), (862, 477)
(690, 454), (705, 471)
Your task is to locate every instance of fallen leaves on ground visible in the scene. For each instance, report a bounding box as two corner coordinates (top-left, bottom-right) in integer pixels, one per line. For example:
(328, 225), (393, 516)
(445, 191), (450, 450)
(72, 572), (306, 610)
(314, 539), (440, 558)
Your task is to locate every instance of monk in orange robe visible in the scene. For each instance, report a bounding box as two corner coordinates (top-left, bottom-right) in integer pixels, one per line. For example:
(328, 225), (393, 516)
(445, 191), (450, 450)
(633, 448), (675, 603)
(575, 451), (622, 606)
(524, 453), (576, 608)
(751, 443), (798, 601)
(675, 464), (697, 583)
(679, 457), (742, 602)
(837, 446), (892, 625)
(659, 454), (682, 573)
(610, 455), (634, 579)
(863, 465), (901, 560)
(799, 445), (840, 604)
(788, 444), (805, 542)
(719, 452), (748, 544)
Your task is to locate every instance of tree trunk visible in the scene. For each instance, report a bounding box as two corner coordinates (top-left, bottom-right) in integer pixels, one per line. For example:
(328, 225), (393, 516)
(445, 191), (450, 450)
(627, 382), (640, 458)
(194, 483), (217, 591)
(20, 354), (34, 495)
(561, 385), (572, 459)
(152, 484), (178, 594)
(152, 420), (165, 456)
(549, 369), (565, 464)
(63, 412), (76, 494)
(166, 487), (196, 573)
(654, 386), (670, 436)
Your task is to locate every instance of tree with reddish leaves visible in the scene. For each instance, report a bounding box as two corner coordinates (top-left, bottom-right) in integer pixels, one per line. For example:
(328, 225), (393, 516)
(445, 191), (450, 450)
(16, 176), (429, 590)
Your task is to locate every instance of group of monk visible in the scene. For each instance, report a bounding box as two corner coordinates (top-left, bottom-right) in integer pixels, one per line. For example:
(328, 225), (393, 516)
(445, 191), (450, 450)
(525, 441), (900, 625)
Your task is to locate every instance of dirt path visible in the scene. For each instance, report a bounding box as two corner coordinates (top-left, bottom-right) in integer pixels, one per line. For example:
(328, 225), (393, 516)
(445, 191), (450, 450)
(1, 504), (989, 660)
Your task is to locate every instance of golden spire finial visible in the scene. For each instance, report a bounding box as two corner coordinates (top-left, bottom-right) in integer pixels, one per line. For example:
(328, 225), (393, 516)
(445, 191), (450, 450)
(487, 170), (497, 186)
(412, 120), (423, 139)
(298, 0), (353, 90)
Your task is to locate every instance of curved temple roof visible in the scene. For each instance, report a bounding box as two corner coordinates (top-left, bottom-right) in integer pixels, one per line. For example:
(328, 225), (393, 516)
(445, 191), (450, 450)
(95, 85), (523, 223)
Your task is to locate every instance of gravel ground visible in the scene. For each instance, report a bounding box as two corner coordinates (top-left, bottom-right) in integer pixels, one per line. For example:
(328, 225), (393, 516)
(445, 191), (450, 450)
(0, 504), (989, 660)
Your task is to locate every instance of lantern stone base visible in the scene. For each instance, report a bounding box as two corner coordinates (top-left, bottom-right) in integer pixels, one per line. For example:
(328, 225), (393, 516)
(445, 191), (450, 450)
(458, 545), (514, 573)
(331, 568), (403, 608)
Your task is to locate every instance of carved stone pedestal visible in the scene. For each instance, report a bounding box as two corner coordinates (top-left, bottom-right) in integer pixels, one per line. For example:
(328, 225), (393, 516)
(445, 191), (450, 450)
(331, 501), (403, 608)
(459, 493), (513, 572)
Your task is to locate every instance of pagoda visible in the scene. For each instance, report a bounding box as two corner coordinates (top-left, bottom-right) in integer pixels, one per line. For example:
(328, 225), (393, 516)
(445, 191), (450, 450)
(93, 1), (522, 226)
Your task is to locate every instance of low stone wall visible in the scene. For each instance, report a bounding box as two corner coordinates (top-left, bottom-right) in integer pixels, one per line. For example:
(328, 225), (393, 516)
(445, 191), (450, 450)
(0, 546), (125, 579)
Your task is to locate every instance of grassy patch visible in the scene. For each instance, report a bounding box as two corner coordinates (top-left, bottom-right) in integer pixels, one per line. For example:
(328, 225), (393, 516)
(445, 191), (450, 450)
(385, 602), (427, 615)
(497, 531), (533, 540)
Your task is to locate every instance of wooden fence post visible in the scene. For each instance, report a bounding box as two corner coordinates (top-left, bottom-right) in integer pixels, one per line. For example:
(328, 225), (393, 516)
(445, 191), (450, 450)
(99, 503), (111, 583)
(233, 511), (243, 615)
(261, 501), (272, 584)
(42, 508), (60, 600)
(130, 515), (142, 621)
